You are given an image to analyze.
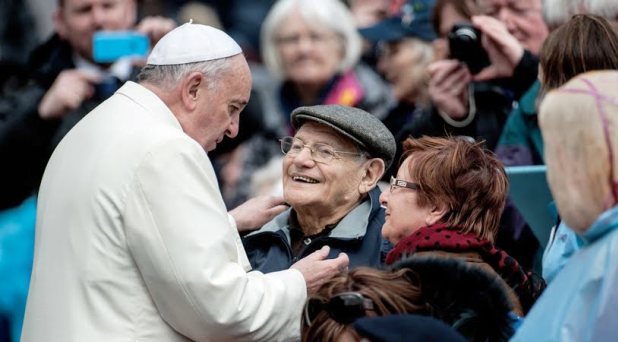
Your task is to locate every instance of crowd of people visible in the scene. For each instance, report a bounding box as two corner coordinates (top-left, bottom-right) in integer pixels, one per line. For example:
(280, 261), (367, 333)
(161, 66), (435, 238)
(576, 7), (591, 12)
(1, 0), (618, 341)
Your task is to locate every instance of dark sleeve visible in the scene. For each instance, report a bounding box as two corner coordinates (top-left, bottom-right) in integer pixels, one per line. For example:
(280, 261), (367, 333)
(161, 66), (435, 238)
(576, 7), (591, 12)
(0, 85), (61, 209)
(509, 50), (539, 99)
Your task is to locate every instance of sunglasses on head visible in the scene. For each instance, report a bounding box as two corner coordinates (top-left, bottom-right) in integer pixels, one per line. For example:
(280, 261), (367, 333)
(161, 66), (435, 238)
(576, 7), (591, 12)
(303, 292), (375, 327)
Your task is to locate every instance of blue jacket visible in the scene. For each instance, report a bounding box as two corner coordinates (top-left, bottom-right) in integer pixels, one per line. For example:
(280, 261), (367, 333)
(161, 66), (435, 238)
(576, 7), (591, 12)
(242, 187), (390, 272)
(512, 206), (618, 341)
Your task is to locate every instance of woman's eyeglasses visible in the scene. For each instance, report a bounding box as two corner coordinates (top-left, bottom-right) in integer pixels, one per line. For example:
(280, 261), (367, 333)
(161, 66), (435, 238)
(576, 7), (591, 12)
(389, 176), (421, 192)
(280, 136), (364, 164)
(303, 292), (374, 327)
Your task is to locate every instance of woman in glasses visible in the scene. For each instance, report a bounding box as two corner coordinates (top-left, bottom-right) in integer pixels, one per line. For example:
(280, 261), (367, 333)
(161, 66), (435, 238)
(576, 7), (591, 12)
(379, 136), (545, 316)
(243, 104), (396, 273)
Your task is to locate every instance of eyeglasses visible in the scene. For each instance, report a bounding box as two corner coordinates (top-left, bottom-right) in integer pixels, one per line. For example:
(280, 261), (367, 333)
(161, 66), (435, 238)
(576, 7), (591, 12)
(389, 176), (420, 193)
(275, 32), (338, 47)
(303, 292), (375, 327)
(279, 136), (364, 164)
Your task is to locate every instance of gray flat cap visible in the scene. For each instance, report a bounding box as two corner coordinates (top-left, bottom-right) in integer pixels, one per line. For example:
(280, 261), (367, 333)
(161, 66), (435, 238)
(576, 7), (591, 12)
(291, 104), (397, 168)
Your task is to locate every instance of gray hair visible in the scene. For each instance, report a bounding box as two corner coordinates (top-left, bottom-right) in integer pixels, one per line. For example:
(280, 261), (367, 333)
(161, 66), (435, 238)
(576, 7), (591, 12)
(136, 56), (235, 90)
(543, 0), (618, 28)
(260, 0), (362, 79)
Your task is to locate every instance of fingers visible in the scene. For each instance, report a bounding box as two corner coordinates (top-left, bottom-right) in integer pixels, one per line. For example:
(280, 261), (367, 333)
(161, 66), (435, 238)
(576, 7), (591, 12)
(38, 70), (102, 119)
(472, 15), (524, 66)
(136, 16), (176, 45)
(473, 65), (498, 82)
(267, 204), (289, 217)
(427, 59), (460, 79)
(307, 245), (330, 261)
(331, 252), (349, 272)
(429, 61), (470, 91)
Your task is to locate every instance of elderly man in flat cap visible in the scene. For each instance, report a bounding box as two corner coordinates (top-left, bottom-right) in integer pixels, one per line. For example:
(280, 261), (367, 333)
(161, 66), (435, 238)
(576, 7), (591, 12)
(243, 104), (396, 271)
(21, 23), (348, 342)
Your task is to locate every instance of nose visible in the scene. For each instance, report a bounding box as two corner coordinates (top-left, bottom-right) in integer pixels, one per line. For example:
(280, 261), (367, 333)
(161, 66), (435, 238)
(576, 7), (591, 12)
(225, 117), (239, 138)
(379, 189), (390, 208)
(297, 35), (314, 53)
(377, 55), (388, 75)
(91, 6), (108, 28)
(292, 145), (316, 167)
(497, 7), (516, 33)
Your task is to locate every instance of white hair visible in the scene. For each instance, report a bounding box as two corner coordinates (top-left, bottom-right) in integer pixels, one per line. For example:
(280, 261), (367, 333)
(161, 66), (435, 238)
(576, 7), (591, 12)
(136, 57), (234, 90)
(543, 0), (618, 27)
(260, 0), (362, 79)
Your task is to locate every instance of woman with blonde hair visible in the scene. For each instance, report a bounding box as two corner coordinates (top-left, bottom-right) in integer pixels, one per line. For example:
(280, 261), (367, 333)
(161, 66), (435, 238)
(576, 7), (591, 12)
(512, 70), (618, 341)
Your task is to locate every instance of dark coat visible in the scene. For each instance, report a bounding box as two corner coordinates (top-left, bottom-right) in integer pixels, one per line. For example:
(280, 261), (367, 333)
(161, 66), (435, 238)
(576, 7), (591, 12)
(0, 34), (137, 209)
(243, 187), (391, 272)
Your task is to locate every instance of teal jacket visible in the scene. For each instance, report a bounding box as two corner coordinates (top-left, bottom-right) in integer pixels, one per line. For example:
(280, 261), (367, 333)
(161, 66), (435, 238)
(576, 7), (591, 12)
(496, 81), (544, 166)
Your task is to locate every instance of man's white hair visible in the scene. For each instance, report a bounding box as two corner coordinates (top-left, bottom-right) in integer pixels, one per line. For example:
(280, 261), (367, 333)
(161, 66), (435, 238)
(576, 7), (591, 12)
(543, 0), (618, 27)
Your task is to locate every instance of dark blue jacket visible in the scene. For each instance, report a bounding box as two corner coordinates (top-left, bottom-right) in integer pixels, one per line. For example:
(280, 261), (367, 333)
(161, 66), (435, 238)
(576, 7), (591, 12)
(242, 187), (390, 273)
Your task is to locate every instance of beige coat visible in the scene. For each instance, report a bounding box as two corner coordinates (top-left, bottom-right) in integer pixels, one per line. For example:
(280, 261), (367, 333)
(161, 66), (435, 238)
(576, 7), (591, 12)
(21, 82), (305, 342)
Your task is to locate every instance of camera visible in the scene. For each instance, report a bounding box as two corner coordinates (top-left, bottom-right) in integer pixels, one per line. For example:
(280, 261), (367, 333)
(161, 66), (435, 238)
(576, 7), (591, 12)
(447, 23), (490, 74)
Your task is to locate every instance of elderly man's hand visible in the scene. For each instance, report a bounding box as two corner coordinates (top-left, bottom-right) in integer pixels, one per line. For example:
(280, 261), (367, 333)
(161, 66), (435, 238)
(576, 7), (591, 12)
(229, 195), (289, 232)
(291, 246), (349, 295)
(38, 70), (102, 120)
(428, 60), (471, 119)
(472, 15), (525, 82)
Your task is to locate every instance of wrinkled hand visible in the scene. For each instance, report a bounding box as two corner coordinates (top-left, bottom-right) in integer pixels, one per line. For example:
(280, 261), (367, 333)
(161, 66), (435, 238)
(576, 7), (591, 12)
(291, 246), (349, 295)
(472, 15), (524, 82)
(229, 195), (289, 232)
(428, 60), (471, 119)
(38, 69), (101, 120)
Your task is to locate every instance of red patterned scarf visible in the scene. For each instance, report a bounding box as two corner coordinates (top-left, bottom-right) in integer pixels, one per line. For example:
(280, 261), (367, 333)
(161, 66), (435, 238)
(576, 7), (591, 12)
(386, 223), (545, 313)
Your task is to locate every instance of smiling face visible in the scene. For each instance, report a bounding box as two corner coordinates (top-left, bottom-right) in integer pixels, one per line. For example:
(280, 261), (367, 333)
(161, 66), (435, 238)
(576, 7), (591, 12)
(55, 0), (137, 63)
(275, 8), (344, 86)
(379, 157), (438, 245)
(190, 55), (252, 151)
(282, 122), (367, 216)
(377, 38), (431, 103)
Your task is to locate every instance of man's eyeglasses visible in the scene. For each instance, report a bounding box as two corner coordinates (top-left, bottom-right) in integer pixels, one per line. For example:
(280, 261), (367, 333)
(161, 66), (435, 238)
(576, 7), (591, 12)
(279, 136), (364, 164)
(303, 292), (374, 327)
(389, 176), (421, 192)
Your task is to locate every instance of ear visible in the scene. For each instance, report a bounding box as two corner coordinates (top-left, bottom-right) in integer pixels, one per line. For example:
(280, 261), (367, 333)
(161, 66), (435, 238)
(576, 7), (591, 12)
(53, 9), (68, 40)
(425, 203), (449, 226)
(180, 72), (205, 111)
(358, 158), (385, 195)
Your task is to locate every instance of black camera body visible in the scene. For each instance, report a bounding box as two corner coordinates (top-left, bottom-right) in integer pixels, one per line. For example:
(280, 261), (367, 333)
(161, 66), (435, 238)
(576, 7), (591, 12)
(447, 23), (490, 74)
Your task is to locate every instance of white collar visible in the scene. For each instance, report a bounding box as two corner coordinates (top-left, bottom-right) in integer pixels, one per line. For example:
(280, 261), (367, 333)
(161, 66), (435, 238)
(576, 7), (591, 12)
(73, 53), (133, 81)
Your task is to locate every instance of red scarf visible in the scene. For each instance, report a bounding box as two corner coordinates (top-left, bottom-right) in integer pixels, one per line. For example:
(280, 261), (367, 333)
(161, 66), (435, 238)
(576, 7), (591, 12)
(386, 223), (545, 313)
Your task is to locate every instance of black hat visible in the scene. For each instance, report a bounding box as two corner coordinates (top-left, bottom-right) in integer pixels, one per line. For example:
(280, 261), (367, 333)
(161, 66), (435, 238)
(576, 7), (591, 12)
(291, 104), (397, 168)
(353, 314), (468, 342)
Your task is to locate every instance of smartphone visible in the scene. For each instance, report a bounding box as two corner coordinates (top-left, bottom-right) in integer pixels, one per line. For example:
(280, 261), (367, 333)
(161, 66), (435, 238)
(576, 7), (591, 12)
(93, 31), (149, 63)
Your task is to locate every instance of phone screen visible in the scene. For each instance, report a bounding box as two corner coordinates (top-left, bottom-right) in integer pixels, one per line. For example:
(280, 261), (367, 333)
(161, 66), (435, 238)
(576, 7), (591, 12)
(93, 31), (149, 63)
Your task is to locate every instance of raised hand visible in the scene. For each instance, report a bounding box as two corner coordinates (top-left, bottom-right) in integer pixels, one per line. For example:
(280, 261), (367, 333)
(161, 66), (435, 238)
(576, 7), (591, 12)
(38, 70), (102, 120)
(472, 15), (525, 82)
(428, 60), (472, 120)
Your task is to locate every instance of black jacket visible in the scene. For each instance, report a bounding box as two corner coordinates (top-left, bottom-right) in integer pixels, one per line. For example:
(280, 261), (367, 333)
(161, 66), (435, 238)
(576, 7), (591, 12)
(0, 35), (136, 209)
(243, 187), (391, 272)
